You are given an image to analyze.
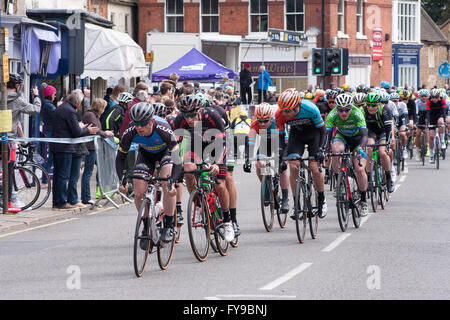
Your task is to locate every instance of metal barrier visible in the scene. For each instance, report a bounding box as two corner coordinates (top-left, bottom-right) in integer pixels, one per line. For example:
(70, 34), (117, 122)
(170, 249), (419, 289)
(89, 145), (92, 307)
(93, 136), (132, 209)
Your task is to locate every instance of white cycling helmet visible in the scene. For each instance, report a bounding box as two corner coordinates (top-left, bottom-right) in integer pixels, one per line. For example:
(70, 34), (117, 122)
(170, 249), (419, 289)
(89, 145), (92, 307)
(335, 93), (353, 109)
(117, 92), (134, 105)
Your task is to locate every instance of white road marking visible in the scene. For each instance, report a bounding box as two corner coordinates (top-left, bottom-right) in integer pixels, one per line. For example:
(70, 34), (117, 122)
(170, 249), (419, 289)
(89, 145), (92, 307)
(399, 175), (407, 183)
(321, 233), (352, 252)
(0, 218), (79, 238)
(259, 262), (313, 291)
(394, 183), (401, 192)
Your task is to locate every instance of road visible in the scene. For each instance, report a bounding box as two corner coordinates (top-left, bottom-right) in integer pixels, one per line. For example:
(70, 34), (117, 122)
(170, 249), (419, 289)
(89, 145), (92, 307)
(1, 157), (449, 300)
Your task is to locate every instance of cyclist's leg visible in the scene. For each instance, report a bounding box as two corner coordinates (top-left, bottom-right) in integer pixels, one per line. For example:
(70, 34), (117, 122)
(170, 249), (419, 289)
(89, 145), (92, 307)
(160, 155), (176, 218)
(366, 134), (376, 174)
(330, 134), (346, 174)
(183, 151), (201, 194)
(133, 152), (153, 214)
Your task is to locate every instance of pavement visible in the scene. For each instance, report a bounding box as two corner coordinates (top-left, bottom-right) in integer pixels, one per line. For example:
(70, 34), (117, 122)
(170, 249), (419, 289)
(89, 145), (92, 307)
(0, 166), (130, 235)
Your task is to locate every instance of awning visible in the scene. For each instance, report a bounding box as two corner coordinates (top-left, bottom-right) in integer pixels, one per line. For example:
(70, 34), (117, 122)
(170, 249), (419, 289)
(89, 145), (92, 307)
(81, 23), (148, 80)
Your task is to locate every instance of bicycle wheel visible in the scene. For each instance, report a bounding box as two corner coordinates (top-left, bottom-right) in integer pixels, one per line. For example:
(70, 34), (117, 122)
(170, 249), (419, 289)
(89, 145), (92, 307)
(350, 176), (361, 228)
(421, 134), (426, 166)
(378, 167), (386, 210)
(22, 163), (51, 210)
(274, 177), (287, 228)
(294, 178), (307, 243)
(308, 186), (319, 239)
(133, 198), (153, 277)
(13, 166), (40, 211)
(157, 212), (176, 271)
(260, 175), (275, 232)
(336, 171), (350, 232)
(187, 190), (210, 262)
(396, 146), (401, 176)
(369, 163), (378, 213)
(435, 137), (440, 170)
(230, 235), (239, 248)
(211, 195), (229, 256)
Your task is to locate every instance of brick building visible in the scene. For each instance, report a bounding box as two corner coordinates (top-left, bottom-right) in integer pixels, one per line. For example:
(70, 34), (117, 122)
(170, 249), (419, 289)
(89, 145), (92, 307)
(138, 0), (393, 91)
(419, 8), (449, 88)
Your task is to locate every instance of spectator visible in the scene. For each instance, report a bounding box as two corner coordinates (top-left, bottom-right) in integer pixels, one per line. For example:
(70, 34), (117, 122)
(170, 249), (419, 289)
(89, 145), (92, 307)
(100, 84), (126, 130)
(40, 83), (58, 187)
(103, 87), (113, 107)
(5, 74), (41, 213)
(257, 66), (273, 104)
(160, 82), (175, 100)
(81, 98), (114, 205)
(220, 75), (232, 91)
(240, 63), (253, 104)
(50, 89), (98, 210)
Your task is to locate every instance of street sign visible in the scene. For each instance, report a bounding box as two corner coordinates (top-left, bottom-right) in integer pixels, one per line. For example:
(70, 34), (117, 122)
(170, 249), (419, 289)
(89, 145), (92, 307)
(438, 62), (450, 78)
(145, 51), (154, 63)
(268, 28), (306, 46)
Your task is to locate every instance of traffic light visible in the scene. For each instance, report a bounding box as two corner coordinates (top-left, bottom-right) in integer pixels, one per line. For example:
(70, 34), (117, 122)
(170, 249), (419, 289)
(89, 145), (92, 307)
(312, 48), (325, 76)
(325, 48), (349, 76)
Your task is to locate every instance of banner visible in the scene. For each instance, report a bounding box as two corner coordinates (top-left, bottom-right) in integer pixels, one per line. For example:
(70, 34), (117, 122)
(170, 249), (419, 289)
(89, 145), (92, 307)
(372, 28), (383, 61)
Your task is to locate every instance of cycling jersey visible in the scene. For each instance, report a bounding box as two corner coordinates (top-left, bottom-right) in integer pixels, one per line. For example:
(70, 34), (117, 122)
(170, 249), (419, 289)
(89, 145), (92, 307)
(325, 106), (366, 137)
(275, 99), (325, 132)
(395, 102), (409, 127)
(247, 116), (288, 160)
(362, 105), (393, 142)
(426, 98), (446, 126)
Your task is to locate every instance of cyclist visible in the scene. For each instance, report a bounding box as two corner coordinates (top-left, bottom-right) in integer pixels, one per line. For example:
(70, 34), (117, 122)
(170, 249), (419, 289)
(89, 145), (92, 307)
(353, 92), (366, 109)
(244, 103), (290, 213)
(103, 92), (134, 139)
(415, 89), (429, 161)
(275, 89), (328, 219)
(401, 89), (418, 129)
(116, 102), (181, 244)
(363, 92), (395, 193)
(391, 92), (409, 159)
(172, 94), (235, 242)
(427, 88), (447, 163)
(314, 90), (328, 120)
(323, 93), (369, 216)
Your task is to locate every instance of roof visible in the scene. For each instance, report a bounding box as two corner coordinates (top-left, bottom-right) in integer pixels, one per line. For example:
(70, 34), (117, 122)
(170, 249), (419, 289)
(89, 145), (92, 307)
(421, 8), (448, 43)
(440, 18), (450, 30)
(26, 9), (114, 28)
(0, 15), (57, 31)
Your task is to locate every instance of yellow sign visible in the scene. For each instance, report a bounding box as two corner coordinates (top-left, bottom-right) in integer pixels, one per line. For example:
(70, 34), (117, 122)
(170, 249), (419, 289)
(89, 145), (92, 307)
(0, 110), (12, 133)
(145, 51), (154, 63)
(3, 54), (9, 83)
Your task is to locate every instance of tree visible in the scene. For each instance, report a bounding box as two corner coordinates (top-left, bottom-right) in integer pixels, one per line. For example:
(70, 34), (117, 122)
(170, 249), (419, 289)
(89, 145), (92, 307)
(422, 0), (450, 25)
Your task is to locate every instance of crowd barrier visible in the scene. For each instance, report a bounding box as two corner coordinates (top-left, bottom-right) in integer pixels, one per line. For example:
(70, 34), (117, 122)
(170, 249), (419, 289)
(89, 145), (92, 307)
(8, 135), (133, 209)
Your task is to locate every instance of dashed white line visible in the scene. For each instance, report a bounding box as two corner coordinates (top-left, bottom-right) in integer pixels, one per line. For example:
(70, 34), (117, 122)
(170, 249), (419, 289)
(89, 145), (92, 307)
(321, 233), (352, 252)
(260, 262), (313, 291)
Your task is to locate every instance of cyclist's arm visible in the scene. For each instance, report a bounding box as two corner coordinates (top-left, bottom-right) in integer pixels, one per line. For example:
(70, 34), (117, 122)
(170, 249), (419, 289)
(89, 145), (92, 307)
(115, 125), (135, 180)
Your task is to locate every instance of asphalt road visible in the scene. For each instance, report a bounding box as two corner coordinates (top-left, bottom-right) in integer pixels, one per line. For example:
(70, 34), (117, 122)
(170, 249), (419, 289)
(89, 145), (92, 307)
(1, 157), (449, 300)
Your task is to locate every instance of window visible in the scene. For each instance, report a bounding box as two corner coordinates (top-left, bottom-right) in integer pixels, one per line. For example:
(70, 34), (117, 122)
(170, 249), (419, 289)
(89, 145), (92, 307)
(428, 47), (435, 68)
(125, 14), (129, 34)
(337, 0), (345, 33)
(201, 0), (219, 32)
(398, 1), (417, 42)
(285, 0), (304, 32)
(110, 12), (115, 25)
(356, 0), (364, 34)
(250, 0), (268, 33)
(398, 65), (417, 88)
(166, 0), (184, 33)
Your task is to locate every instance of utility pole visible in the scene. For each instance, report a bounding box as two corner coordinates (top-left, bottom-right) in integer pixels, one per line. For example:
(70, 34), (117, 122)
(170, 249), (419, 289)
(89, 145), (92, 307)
(0, 5), (11, 213)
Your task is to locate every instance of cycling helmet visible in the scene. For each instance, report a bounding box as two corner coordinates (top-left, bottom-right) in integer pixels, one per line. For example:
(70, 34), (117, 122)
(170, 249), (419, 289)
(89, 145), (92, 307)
(8, 73), (23, 85)
(366, 91), (381, 104)
(278, 88), (301, 111)
(298, 91), (306, 98)
(342, 83), (350, 90)
(353, 92), (366, 105)
(255, 103), (274, 120)
(130, 102), (155, 122)
(418, 89), (429, 97)
(390, 92), (400, 100)
(380, 91), (390, 103)
(335, 93), (353, 109)
(430, 88), (440, 98)
(336, 87), (345, 94)
(153, 103), (166, 117)
(117, 92), (134, 105)
(326, 90), (339, 99)
(305, 92), (314, 100)
(179, 94), (202, 113)
(356, 84), (365, 93)
(399, 90), (411, 99)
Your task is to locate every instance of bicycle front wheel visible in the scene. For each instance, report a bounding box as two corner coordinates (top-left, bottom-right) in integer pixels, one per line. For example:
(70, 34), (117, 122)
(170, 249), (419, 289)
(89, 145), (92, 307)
(336, 172), (350, 232)
(435, 137), (440, 170)
(308, 187), (319, 239)
(187, 190), (210, 262)
(133, 198), (153, 277)
(212, 197), (229, 257)
(294, 178), (307, 243)
(274, 178), (287, 228)
(22, 163), (51, 210)
(260, 175), (275, 232)
(13, 166), (41, 211)
(157, 213), (176, 270)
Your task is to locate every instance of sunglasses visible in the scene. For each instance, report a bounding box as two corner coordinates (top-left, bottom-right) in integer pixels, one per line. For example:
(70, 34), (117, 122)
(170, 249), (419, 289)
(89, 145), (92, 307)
(402, 98), (408, 101)
(258, 119), (269, 124)
(337, 108), (351, 113)
(328, 100), (336, 104)
(183, 112), (199, 119)
(393, 99), (399, 102)
(133, 120), (149, 127)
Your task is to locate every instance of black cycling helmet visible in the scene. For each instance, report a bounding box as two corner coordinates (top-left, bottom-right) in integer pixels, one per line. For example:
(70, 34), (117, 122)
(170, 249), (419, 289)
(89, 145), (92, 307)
(7, 73), (23, 88)
(356, 84), (365, 93)
(179, 94), (202, 113)
(130, 102), (154, 122)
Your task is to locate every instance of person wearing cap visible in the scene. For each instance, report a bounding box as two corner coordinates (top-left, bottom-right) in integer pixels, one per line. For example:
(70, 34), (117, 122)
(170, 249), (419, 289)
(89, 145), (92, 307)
(240, 62), (253, 104)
